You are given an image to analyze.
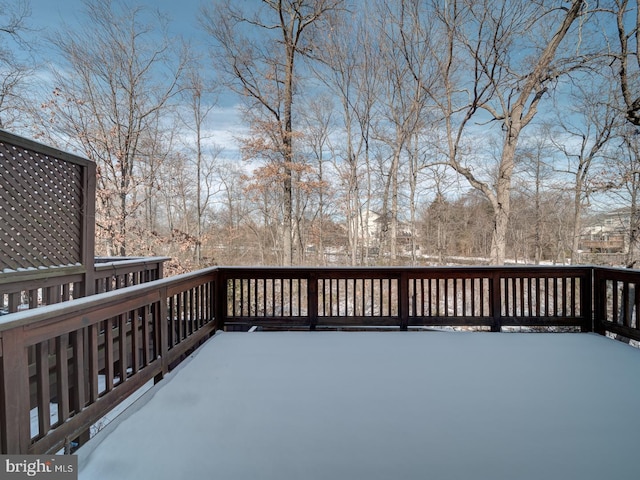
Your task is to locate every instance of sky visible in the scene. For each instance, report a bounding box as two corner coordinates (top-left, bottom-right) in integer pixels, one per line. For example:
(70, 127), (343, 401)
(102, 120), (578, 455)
(23, 0), (245, 156)
(28, 0), (204, 39)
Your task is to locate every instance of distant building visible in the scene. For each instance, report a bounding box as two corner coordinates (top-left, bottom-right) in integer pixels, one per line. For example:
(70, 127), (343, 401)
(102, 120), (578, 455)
(353, 210), (414, 249)
(580, 208), (629, 254)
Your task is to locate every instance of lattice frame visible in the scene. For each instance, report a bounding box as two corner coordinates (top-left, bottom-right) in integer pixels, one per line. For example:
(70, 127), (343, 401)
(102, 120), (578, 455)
(0, 132), (94, 271)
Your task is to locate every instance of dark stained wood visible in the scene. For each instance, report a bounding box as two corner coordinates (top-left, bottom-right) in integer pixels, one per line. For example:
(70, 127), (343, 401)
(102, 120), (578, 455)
(399, 272), (409, 330)
(157, 296), (169, 382)
(118, 314), (127, 385)
(0, 131), (87, 272)
(0, 327), (31, 452)
(35, 341), (51, 439)
(594, 267), (640, 338)
(215, 266), (593, 332)
(7, 273), (217, 454)
(104, 319), (114, 394)
(131, 310), (139, 375)
(88, 324), (99, 404)
(70, 329), (87, 448)
(82, 161), (96, 296)
(141, 306), (149, 366)
(55, 334), (70, 426)
(1, 258), (168, 314)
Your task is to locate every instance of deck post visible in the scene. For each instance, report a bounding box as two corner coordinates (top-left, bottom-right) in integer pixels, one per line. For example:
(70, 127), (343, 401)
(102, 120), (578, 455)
(0, 328), (30, 453)
(308, 273), (318, 331)
(399, 272), (409, 331)
(490, 272), (502, 332)
(70, 328), (90, 450)
(82, 161), (97, 297)
(215, 271), (226, 332)
(592, 268), (605, 335)
(581, 268), (594, 333)
(156, 287), (169, 383)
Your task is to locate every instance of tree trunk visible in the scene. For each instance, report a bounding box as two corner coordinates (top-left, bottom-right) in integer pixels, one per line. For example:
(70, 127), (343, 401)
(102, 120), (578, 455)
(489, 126), (519, 265)
(283, 43), (295, 266)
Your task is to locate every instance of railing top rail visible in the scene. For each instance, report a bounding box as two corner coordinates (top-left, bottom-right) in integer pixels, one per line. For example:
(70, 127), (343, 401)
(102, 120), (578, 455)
(213, 264), (596, 274)
(0, 266), (218, 333)
(0, 264), (86, 286)
(93, 256), (171, 270)
(592, 265), (640, 275)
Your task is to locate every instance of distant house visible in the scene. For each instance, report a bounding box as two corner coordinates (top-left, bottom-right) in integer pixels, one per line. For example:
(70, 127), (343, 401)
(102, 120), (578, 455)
(354, 210), (414, 249)
(580, 208), (629, 254)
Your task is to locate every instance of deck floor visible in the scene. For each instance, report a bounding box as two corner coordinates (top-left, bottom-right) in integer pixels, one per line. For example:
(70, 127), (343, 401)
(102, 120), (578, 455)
(78, 331), (640, 479)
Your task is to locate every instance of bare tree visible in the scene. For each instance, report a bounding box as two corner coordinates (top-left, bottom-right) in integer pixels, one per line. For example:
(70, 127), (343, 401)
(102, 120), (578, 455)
(420, 189), (494, 261)
(547, 78), (618, 263)
(375, 0), (432, 261)
(514, 132), (558, 264)
(202, 0), (344, 265)
(419, 166), (460, 263)
(212, 161), (263, 264)
(400, 0), (588, 264)
(0, 0), (33, 130)
(613, 0), (640, 125)
(179, 65), (221, 266)
(313, 7), (381, 265)
(42, 0), (186, 256)
(299, 95), (336, 265)
(609, 0), (640, 267)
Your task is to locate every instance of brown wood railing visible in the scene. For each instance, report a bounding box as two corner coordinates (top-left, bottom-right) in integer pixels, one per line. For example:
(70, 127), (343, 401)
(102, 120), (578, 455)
(0, 266), (85, 315)
(219, 266), (593, 332)
(93, 257), (169, 293)
(0, 267), (217, 455)
(594, 267), (640, 341)
(1, 264), (639, 455)
(0, 257), (169, 315)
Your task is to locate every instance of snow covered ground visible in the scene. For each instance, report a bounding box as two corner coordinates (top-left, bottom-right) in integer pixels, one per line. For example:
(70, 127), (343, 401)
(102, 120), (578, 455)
(78, 331), (640, 480)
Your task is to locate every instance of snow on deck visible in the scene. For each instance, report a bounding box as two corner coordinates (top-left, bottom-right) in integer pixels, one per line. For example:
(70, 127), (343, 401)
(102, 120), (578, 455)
(77, 331), (640, 480)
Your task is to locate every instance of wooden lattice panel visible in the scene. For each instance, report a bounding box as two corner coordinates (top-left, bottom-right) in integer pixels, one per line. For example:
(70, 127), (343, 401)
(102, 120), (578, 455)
(0, 140), (83, 271)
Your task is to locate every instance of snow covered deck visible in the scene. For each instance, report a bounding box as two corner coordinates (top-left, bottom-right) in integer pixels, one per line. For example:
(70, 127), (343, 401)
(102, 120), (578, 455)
(78, 331), (640, 480)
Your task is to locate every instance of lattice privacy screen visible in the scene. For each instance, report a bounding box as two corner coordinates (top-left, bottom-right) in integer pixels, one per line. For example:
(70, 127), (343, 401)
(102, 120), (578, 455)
(0, 139), (84, 271)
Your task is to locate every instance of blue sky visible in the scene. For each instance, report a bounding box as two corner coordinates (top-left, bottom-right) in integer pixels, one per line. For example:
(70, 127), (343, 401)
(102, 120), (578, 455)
(23, 0), (245, 155)
(26, 0), (212, 73)
(28, 0), (204, 37)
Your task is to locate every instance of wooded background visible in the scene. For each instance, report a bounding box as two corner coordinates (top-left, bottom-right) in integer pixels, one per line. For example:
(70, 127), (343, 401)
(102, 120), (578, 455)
(2, 0), (640, 271)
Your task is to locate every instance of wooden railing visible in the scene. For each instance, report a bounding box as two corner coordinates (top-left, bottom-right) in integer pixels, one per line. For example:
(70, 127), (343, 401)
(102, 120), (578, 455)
(0, 265), (85, 315)
(219, 266), (593, 332)
(0, 267), (217, 455)
(1, 264), (639, 455)
(0, 257), (169, 315)
(93, 257), (169, 293)
(594, 267), (640, 341)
